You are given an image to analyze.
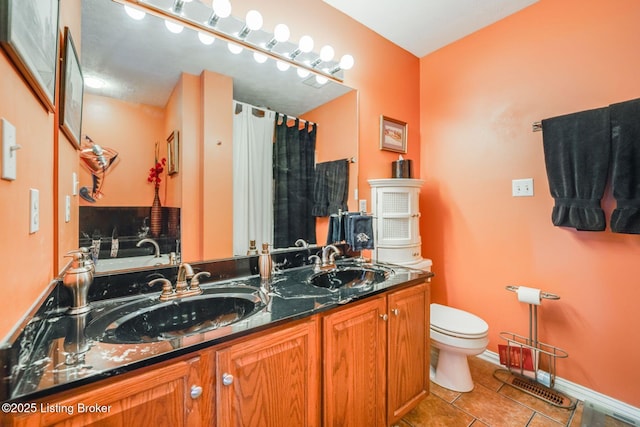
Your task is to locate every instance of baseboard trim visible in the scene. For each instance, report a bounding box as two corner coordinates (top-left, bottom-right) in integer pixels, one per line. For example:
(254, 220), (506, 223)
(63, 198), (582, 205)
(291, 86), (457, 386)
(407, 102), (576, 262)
(478, 350), (640, 425)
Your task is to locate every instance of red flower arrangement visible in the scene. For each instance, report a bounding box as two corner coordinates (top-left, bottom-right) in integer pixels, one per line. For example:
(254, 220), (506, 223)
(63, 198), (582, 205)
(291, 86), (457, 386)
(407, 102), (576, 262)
(148, 157), (166, 189)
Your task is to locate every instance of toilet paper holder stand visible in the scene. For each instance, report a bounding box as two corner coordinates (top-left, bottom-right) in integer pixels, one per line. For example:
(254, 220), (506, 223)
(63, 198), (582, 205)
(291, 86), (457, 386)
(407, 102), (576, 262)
(493, 285), (576, 409)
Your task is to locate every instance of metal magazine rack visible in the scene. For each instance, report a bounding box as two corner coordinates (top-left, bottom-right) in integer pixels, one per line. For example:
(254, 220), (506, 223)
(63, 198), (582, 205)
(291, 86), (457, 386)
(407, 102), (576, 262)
(493, 285), (577, 409)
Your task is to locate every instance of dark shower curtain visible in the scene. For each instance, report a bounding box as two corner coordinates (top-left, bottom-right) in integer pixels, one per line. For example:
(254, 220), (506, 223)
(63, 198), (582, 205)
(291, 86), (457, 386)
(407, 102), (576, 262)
(273, 116), (317, 247)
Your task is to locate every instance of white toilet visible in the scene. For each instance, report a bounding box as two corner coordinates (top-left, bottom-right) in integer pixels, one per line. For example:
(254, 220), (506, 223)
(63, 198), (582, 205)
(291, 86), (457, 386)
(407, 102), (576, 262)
(430, 303), (489, 392)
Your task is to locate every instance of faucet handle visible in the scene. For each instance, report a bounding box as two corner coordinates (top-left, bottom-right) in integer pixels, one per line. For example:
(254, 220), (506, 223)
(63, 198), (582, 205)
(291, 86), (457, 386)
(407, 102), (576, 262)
(308, 255), (321, 272)
(149, 278), (173, 299)
(190, 271), (211, 290)
(329, 248), (341, 263)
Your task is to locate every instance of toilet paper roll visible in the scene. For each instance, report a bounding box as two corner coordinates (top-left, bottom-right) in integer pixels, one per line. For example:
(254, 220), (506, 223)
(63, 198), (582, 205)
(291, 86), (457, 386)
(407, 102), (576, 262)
(516, 286), (542, 305)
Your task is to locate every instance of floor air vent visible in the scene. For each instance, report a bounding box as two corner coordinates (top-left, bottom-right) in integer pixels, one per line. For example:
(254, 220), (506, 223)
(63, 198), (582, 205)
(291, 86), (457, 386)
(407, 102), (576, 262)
(493, 369), (576, 409)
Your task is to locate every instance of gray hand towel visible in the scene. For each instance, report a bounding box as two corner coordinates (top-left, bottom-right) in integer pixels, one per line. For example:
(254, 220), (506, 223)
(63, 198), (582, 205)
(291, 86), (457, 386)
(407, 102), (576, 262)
(542, 107), (610, 231)
(610, 98), (640, 234)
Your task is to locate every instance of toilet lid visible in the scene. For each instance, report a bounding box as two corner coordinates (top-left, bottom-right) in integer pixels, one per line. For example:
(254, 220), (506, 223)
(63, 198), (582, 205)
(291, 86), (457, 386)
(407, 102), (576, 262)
(431, 303), (488, 338)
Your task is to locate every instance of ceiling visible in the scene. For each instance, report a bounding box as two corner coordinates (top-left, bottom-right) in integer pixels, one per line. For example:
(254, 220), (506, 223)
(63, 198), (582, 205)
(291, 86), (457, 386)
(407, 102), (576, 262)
(322, 0), (538, 58)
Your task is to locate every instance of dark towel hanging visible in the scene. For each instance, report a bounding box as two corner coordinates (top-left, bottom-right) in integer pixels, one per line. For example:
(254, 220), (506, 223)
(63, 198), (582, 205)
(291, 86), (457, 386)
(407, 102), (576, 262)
(610, 98), (640, 234)
(326, 214), (344, 244)
(542, 107), (611, 231)
(312, 159), (349, 217)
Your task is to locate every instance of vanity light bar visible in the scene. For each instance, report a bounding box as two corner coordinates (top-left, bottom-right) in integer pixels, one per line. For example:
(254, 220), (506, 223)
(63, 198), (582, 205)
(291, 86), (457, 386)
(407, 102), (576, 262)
(112, 0), (347, 84)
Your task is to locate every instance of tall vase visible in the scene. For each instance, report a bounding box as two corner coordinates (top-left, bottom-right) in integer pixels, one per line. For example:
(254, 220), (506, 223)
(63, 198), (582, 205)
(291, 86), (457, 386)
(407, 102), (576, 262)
(150, 186), (162, 237)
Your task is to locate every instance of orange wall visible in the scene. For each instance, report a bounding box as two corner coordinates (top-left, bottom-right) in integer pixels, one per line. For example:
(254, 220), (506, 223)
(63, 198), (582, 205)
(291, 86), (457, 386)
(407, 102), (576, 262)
(80, 94), (165, 207)
(0, 1), (81, 339)
(420, 0), (640, 406)
(303, 90), (359, 245)
(201, 71), (234, 260)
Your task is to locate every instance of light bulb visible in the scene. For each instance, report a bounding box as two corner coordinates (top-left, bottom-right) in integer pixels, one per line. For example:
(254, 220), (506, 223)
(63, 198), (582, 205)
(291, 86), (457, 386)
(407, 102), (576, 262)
(315, 75), (328, 85)
(297, 68), (310, 78)
(84, 76), (105, 89)
(339, 54), (354, 70)
(198, 32), (215, 45)
(299, 35), (314, 53)
(245, 10), (263, 31)
(165, 20), (184, 34)
(276, 61), (290, 71)
(228, 42), (243, 54)
(253, 52), (267, 64)
(212, 0), (231, 18)
(320, 45), (335, 62)
(124, 5), (145, 20)
(274, 24), (290, 42)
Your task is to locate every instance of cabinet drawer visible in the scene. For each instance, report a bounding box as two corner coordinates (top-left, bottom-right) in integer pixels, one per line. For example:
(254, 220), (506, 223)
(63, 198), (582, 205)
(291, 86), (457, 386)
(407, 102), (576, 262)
(375, 244), (421, 264)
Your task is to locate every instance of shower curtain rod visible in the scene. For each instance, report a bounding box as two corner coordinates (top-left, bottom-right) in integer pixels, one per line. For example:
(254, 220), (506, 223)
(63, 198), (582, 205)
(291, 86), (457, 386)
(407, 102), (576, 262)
(233, 100), (316, 126)
(276, 112), (316, 126)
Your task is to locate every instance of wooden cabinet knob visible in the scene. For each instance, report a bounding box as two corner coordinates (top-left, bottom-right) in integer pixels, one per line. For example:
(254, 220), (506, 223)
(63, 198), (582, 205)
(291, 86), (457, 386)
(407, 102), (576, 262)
(391, 308), (400, 316)
(379, 314), (388, 321)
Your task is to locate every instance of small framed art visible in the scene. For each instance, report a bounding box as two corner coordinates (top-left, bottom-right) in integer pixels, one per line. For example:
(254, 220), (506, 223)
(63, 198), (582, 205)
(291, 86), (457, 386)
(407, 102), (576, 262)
(379, 115), (407, 153)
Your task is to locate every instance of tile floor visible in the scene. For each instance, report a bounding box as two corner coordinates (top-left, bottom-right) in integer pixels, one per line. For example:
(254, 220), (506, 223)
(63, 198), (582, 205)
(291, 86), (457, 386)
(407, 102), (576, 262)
(399, 356), (631, 427)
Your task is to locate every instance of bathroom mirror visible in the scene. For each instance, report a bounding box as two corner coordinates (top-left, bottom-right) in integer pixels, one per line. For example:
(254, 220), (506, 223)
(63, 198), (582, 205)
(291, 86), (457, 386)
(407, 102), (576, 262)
(78, 0), (358, 272)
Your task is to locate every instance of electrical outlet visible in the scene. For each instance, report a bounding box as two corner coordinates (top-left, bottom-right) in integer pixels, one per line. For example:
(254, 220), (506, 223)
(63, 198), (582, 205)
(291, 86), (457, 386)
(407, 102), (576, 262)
(359, 199), (367, 213)
(512, 178), (534, 197)
(29, 188), (39, 233)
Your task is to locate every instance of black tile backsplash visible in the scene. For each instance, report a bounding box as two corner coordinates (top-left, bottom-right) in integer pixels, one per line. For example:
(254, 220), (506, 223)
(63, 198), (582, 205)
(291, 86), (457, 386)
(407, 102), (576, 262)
(79, 206), (180, 258)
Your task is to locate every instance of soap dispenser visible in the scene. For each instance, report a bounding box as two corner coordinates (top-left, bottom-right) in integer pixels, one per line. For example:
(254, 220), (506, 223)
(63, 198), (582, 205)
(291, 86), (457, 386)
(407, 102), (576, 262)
(247, 240), (258, 256)
(62, 248), (94, 315)
(258, 242), (272, 284)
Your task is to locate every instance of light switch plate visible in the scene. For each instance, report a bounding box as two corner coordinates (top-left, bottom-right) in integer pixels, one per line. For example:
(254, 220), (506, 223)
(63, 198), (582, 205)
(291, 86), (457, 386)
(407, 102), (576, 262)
(72, 172), (78, 195)
(29, 188), (39, 233)
(65, 195), (71, 223)
(2, 118), (17, 181)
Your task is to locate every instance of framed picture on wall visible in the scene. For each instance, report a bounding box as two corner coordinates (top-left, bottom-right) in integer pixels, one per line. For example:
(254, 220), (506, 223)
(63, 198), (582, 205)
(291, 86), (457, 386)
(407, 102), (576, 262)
(379, 115), (407, 153)
(59, 27), (84, 149)
(167, 130), (179, 175)
(0, 0), (60, 111)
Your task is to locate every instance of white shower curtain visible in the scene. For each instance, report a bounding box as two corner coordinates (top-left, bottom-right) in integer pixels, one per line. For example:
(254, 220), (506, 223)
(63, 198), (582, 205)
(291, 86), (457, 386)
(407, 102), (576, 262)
(232, 101), (276, 256)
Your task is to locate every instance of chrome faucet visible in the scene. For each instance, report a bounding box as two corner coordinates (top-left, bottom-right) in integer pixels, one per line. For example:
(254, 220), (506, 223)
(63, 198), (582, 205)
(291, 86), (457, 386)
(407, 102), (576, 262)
(149, 263), (211, 301)
(321, 245), (341, 269)
(137, 238), (160, 257)
(294, 239), (309, 248)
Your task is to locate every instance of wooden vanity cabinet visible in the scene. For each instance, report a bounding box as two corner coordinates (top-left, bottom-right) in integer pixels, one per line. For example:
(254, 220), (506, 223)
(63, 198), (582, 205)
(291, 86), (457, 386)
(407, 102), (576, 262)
(386, 282), (430, 424)
(215, 318), (320, 427)
(5, 353), (212, 427)
(4, 282), (427, 427)
(323, 282), (429, 427)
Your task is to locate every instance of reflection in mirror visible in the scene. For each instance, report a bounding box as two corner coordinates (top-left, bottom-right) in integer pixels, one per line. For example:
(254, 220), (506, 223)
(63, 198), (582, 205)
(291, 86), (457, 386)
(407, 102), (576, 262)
(79, 0), (358, 272)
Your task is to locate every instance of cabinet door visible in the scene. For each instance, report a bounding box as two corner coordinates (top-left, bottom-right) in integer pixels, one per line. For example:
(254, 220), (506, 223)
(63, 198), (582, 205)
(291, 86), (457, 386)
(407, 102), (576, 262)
(323, 297), (387, 427)
(387, 283), (430, 424)
(375, 186), (420, 247)
(216, 320), (320, 427)
(6, 356), (206, 427)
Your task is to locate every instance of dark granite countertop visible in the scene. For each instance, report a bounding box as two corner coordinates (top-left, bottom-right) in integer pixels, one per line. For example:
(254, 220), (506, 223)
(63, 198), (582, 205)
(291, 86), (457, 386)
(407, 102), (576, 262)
(1, 251), (431, 403)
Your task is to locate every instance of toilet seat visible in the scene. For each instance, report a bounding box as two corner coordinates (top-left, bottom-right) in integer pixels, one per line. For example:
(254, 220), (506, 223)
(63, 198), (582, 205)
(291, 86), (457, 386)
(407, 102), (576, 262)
(430, 303), (488, 339)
